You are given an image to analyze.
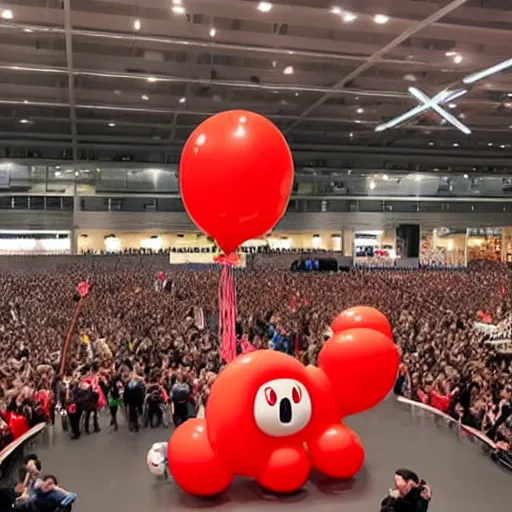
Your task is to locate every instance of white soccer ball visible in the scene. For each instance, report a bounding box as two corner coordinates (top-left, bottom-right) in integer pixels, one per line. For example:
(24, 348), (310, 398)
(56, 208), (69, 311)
(146, 442), (168, 477)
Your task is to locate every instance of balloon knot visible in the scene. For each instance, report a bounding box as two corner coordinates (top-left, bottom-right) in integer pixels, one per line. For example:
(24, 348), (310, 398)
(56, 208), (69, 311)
(214, 253), (240, 266)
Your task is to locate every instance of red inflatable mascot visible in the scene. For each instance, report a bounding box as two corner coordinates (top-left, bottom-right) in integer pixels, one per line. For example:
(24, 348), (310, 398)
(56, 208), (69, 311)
(168, 306), (399, 496)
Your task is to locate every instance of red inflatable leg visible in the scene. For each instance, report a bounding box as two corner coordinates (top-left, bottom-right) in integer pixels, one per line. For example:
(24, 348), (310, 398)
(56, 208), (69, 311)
(168, 418), (233, 496)
(256, 445), (311, 493)
(308, 424), (364, 479)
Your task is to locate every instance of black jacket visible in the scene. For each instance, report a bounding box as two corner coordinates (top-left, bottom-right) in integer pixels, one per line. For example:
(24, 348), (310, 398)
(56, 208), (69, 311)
(380, 487), (429, 512)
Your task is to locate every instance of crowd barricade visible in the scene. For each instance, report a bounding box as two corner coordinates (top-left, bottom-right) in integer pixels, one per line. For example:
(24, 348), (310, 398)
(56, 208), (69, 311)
(395, 397), (512, 472)
(0, 423), (46, 480)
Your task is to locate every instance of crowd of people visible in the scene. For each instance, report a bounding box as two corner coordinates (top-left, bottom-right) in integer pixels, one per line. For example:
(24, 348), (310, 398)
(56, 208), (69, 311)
(0, 256), (510, 476)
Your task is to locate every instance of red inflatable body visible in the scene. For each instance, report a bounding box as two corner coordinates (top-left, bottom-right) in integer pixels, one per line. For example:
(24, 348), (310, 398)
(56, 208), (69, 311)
(168, 307), (399, 496)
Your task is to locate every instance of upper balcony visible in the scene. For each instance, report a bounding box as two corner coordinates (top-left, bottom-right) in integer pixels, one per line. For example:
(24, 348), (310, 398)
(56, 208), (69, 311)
(3, 161), (512, 199)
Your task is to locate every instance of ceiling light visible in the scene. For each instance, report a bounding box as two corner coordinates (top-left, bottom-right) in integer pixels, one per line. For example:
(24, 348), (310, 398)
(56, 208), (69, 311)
(508, 93), (512, 98)
(463, 174), (469, 179)
(108, 122), (116, 127)
(133, 19), (141, 31)
(295, 92), (299, 97)
(147, 77), (157, 83)
(453, 55), (463, 64)
(488, 142), (493, 146)
(19, 119), (30, 124)
(209, 28), (216, 37)
(172, 5), (185, 15)
(343, 12), (357, 22)
(374, 14), (389, 24)
(179, 97), (186, 104)
(453, 142), (459, 147)
(448, 103), (457, 109)
(331, 7), (342, 14)
(172, 0), (182, 3)
(415, 175), (422, 182)
(257, 2), (273, 12)
(382, 174), (389, 181)
(501, 145), (506, 149)
(445, 51), (457, 57)
(429, 142), (434, 146)
(356, 108), (364, 114)
(142, 94), (149, 100)
(283, 66), (294, 75)
(23, 29), (33, 33)
(349, 132), (354, 138)
(23, 100), (28, 104)
(369, 181), (376, 190)
(1, 9), (13, 20)
(463, 56), (512, 84)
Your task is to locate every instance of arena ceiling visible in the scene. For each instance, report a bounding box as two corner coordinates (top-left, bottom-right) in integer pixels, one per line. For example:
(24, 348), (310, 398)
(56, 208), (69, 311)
(0, 0), (512, 167)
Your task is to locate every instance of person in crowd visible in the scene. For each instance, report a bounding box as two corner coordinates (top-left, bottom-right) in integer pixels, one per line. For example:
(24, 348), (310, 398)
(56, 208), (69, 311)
(15, 474), (76, 512)
(123, 367), (145, 433)
(380, 469), (431, 512)
(107, 374), (123, 432)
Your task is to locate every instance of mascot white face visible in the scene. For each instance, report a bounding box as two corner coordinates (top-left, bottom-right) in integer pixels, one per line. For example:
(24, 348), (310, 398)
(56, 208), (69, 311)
(146, 442), (168, 477)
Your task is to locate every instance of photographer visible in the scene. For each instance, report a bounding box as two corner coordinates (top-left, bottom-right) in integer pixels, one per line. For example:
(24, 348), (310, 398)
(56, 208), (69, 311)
(380, 469), (432, 512)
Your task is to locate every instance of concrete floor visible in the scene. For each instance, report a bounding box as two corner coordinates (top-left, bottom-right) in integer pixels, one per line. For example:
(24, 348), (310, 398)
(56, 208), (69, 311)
(31, 399), (511, 512)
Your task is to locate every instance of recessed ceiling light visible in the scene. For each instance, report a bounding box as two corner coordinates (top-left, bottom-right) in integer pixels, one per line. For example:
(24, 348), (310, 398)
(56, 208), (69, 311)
(179, 97), (186, 104)
(356, 108), (364, 114)
(283, 66), (294, 75)
(133, 19), (141, 31)
(23, 28), (33, 33)
(172, 0), (182, 4)
(453, 55), (463, 64)
(171, 5), (185, 15)
(23, 100), (29, 104)
(453, 142), (459, 147)
(448, 103), (457, 109)
(382, 174), (389, 181)
(463, 174), (469, 179)
(349, 132), (354, 138)
(343, 12), (357, 22)
(1, 9), (13, 20)
(147, 77), (157, 83)
(295, 92), (299, 97)
(142, 94), (149, 100)
(209, 28), (216, 37)
(488, 142), (493, 146)
(374, 14), (389, 24)
(415, 175), (422, 182)
(429, 142), (434, 146)
(108, 122), (116, 127)
(501, 144), (506, 149)
(508, 93), (512, 98)
(272, 60), (277, 68)
(369, 181), (376, 190)
(19, 119), (30, 124)
(331, 7), (342, 15)
(354, 120), (362, 124)
(257, 2), (273, 13)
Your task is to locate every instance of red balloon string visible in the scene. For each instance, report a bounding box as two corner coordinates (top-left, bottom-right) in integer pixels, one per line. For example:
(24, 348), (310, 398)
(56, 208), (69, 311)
(215, 254), (238, 364)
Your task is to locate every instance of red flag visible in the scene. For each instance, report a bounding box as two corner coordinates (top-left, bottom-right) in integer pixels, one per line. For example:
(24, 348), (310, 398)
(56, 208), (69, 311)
(77, 281), (90, 298)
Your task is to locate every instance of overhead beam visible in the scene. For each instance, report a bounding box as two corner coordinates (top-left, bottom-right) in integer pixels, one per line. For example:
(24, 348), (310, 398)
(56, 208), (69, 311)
(285, 0), (468, 135)
(63, 0), (78, 162)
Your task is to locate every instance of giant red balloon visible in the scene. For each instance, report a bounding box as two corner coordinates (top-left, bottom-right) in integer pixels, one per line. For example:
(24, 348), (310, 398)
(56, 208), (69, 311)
(167, 310), (398, 497)
(331, 306), (393, 339)
(179, 110), (294, 254)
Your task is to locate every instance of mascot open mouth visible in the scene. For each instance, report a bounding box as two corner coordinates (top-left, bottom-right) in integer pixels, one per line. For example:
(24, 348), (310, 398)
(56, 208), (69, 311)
(254, 378), (312, 437)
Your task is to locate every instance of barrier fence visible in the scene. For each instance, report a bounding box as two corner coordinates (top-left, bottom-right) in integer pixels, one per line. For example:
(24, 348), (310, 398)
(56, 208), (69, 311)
(396, 396), (512, 471)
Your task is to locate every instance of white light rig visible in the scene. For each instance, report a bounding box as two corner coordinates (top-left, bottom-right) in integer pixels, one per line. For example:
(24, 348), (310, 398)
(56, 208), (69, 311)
(374, 56), (512, 134)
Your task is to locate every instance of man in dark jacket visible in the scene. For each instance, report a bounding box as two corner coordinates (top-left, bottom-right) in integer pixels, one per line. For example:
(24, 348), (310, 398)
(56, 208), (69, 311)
(380, 469), (431, 512)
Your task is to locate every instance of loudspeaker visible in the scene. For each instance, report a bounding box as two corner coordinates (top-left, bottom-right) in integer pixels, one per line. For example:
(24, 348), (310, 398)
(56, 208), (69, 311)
(396, 224), (420, 258)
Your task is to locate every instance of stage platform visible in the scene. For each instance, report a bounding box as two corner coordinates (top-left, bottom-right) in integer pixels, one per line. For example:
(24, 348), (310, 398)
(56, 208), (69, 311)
(32, 398), (511, 512)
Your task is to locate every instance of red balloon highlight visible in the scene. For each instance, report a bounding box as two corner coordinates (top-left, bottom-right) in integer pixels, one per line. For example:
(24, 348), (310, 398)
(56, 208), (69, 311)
(179, 110), (294, 254)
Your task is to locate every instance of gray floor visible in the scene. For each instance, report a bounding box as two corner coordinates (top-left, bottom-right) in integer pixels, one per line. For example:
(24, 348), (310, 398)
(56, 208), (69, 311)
(32, 399), (511, 511)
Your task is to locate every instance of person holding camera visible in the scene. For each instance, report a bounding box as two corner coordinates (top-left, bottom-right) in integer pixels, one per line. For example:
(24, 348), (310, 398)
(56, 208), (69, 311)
(380, 469), (432, 512)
